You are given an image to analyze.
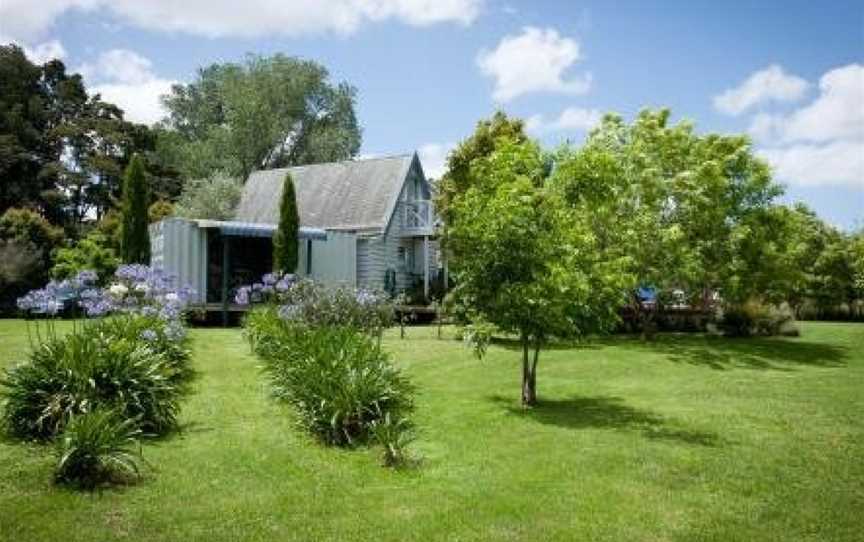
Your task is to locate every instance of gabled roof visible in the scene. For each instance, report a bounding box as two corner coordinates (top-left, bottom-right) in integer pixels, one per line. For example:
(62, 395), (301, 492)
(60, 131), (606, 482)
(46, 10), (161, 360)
(234, 154), (419, 231)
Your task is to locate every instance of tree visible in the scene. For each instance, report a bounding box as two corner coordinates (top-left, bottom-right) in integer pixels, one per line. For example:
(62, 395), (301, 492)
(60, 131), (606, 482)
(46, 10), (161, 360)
(159, 54), (361, 181)
(436, 111), (529, 229)
(173, 172), (242, 220)
(448, 137), (630, 406)
(552, 109), (785, 332)
(119, 155), (150, 264)
(0, 43), (174, 228)
(273, 173), (299, 273)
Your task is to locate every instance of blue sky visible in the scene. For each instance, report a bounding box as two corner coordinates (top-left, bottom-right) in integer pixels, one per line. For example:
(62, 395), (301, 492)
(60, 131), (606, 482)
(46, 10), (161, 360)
(2, 0), (862, 228)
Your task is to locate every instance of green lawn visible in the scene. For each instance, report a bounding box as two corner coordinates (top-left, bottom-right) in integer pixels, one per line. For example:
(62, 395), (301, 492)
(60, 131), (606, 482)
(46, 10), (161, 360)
(1, 320), (862, 541)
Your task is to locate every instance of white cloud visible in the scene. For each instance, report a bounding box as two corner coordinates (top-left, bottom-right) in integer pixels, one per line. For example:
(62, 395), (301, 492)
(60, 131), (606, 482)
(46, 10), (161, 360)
(0, 33), (67, 63)
(0, 0), (481, 41)
(525, 107), (602, 134)
(418, 142), (455, 179)
(714, 65), (809, 116)
(23, 39), (67, 63)
(758, 141), (863, 189)
(477, 27), (591, 103)
(748, 64), (864, 189)
(80, 49), (176, 126)
(778, 64), (864, 143)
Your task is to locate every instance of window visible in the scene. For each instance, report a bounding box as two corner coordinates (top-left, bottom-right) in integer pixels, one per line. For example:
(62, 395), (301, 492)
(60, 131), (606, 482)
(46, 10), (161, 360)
(397, 246), (407, 269)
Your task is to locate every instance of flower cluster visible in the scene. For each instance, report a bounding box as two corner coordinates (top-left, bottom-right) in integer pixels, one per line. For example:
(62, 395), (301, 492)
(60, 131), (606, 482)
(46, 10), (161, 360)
(16, 270), (100, 315)
(236, 273), (394, 336)
(17, 265), (194, 326)
(234, 271), (296, 305)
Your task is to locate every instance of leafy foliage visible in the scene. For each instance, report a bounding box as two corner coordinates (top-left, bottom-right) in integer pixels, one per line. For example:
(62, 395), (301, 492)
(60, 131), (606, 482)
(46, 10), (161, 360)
(0, 208), (65, 312)
(255, 323), (414, 446)
(0, 44), (173, 226)
(446, 135), (631, 404)
(273, 174), (299, 272)
(435, 111), (529, 228)
(159, 54), (361, 180)
(0, 316), (187, 440)
(51, 232), (119, 284)
(119, 155), (151, 264)
(550, 109), (785, 333)
(148, 200), (175, 223)
(370, 412), (416, 468)
(54, 409), (143, 489)
(719, 301), (799, 337)
(173, 172), (242, 220)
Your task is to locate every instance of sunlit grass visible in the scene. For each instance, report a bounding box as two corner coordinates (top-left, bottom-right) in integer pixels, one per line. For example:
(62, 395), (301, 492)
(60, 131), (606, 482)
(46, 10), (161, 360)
(1, 320), (862, 541)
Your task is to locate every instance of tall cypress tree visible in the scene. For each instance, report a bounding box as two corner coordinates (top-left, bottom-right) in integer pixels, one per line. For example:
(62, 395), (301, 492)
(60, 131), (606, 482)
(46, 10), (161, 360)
(273, 173), (299, 272)
(119, 154), (151, 264)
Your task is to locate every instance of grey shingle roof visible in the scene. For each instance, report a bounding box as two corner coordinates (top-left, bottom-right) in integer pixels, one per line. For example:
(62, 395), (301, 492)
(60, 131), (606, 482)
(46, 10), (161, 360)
(234, 154), (416, 231)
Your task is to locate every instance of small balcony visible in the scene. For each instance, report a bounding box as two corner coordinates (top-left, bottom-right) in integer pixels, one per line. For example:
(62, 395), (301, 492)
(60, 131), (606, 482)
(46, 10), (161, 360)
(399, 199), (436, 236)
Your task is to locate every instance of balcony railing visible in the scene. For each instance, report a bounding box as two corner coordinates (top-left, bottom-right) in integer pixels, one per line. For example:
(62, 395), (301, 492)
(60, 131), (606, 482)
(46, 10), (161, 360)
(399, 200), (435, 235)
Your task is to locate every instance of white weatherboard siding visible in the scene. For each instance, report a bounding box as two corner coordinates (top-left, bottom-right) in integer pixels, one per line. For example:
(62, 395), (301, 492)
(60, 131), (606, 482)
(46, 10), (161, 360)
(299, 230), (357, 286)
(149, 218), (208, 304)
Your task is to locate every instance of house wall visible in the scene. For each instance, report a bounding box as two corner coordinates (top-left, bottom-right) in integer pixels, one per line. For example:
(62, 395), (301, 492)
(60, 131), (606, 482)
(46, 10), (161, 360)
(298, 230), (357, 286)
(149, 218), (208, 304)
(354, 160), (437, 295)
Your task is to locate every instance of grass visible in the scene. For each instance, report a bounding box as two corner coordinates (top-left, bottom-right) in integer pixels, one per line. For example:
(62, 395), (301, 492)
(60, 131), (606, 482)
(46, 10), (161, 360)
(1, 320), (862, 541)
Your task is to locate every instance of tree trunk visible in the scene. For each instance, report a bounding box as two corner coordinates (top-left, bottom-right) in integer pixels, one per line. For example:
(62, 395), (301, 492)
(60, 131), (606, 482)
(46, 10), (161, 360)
(520, 337), (539, 406)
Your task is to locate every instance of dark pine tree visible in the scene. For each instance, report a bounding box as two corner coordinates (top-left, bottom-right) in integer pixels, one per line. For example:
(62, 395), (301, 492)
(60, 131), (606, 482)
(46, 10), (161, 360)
(119, 154), (151, 264)
(273, 173), (299, 272)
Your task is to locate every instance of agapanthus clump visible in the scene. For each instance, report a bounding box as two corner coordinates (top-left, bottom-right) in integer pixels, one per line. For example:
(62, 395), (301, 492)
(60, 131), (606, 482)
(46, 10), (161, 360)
(16, 266), (195, 349)
(235, 274), (394, 337)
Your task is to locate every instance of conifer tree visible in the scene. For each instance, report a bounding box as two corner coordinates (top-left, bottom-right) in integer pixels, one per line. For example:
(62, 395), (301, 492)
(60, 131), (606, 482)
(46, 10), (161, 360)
(119, 154), (151, 264)
(273, 173), (299, 272)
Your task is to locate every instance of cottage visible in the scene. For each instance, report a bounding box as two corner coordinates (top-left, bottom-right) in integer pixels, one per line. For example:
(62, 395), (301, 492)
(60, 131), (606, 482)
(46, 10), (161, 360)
(150, 153), (439, 312)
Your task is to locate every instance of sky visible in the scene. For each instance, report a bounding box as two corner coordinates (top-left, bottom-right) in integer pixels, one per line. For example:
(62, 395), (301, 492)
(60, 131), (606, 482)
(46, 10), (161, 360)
(1, 0), (862, 228)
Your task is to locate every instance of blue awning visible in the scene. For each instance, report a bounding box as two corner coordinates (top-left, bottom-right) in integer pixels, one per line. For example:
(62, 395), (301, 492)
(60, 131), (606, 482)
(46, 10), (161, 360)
(193, 219), (327, 240)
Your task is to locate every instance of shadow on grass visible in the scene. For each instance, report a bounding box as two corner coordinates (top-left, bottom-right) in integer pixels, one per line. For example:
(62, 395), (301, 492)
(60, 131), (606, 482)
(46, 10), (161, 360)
(494, 333), (849, 371)
(613, 334), (849, 371)
(488, 394), (721, 447)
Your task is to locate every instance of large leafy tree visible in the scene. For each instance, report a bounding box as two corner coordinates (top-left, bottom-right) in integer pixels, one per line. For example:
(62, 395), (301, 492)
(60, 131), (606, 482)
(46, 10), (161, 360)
(160, 54), (361, 181)
(119, 155), (150, 264)
(273, 174), (299, 273)
(552, 109), (785, 328)
(0, 44), (170, 227)
(448, 137), (630, 406)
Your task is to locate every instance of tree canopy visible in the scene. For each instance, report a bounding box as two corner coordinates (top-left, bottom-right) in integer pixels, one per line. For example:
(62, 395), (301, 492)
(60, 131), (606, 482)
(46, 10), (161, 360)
(159, 54), (362, 181)
(0, 44), (169, 227)
(447, 136), (631, 405)
(551, 109), (785, 319)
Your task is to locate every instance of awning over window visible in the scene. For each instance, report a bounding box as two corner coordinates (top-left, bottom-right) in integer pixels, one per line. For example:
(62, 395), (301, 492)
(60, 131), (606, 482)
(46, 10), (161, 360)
(193, 219), (327, 240)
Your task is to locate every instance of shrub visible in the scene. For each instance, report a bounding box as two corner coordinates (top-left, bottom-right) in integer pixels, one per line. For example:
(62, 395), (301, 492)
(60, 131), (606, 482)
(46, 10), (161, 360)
(257, 324), (414, 446)
(0, 239), (43, 313)
(370, 412), (416, 468)
(719, 301), (799, 337)
(148, 200), (174, 224)
(0, 208), (64, 313)
(51, 232), (119, 284)
(0, 315), (187, 440)
(54, 409), (143, 489)
(237, 274), (394, 338)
